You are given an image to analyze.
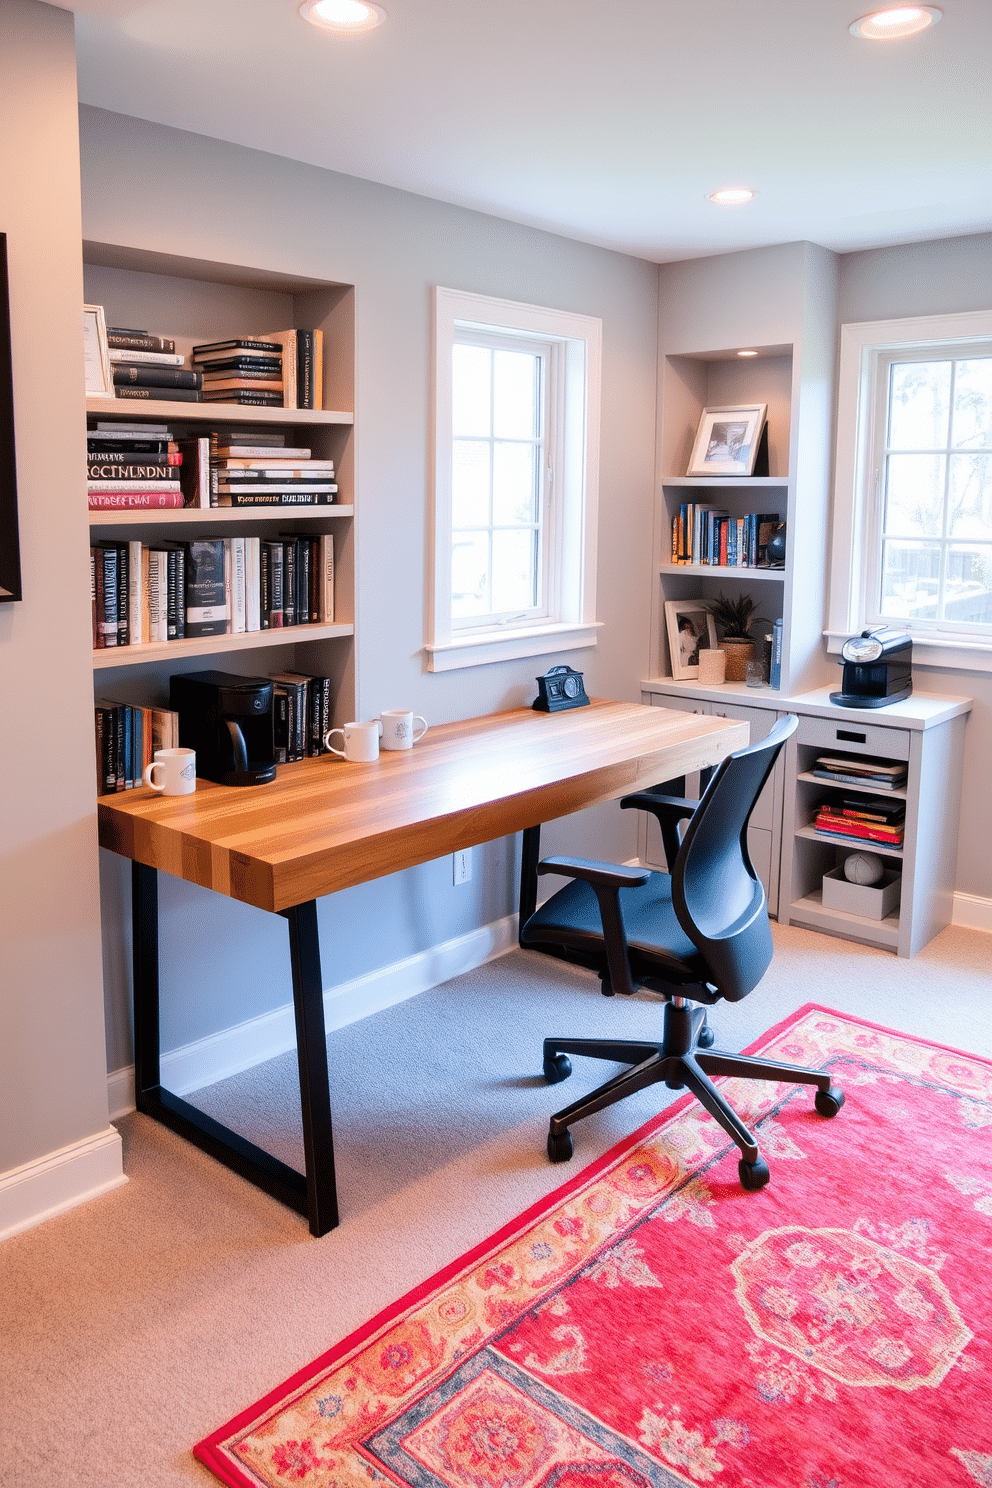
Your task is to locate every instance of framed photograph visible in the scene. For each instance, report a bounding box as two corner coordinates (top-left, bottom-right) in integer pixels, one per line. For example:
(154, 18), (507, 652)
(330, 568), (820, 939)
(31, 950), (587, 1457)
(665, 599), (718, 680)
(82, 303), (112, 395)
(687, 402), (767, 477)
(0, 233), (22, 603)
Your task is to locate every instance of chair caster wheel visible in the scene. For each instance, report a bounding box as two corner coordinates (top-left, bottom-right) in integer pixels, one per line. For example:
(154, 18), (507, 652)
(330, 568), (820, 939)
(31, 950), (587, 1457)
(738, 1156), (770, 1190)
(544, 1053), (572, 1084)
(547, 1128), (573, 1163)
(698, 1021), (716, 1049)
(815, 1085), (845, 1118)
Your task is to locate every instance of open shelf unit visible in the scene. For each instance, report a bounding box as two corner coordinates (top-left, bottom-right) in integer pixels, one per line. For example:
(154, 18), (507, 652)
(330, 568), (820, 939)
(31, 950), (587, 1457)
(83, 241), (357, 764)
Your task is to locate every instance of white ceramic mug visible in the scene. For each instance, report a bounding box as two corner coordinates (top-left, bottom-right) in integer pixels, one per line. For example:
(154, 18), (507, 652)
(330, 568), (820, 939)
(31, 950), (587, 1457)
(378, 710), (429, 751)
(143, 747), (197, 796)
(324, 720), (382, 762)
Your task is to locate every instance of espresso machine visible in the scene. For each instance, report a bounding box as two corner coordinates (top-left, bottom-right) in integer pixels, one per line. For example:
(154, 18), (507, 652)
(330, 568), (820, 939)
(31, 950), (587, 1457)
(170, 671), (277, 786)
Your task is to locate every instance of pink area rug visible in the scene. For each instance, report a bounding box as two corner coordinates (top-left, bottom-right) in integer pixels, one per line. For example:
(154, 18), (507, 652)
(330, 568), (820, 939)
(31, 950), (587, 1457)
(196, 1005), (992, 1488)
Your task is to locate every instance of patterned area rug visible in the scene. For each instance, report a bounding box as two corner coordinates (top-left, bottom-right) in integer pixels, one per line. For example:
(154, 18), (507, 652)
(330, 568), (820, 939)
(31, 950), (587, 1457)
(196, 1006), (992, 1488)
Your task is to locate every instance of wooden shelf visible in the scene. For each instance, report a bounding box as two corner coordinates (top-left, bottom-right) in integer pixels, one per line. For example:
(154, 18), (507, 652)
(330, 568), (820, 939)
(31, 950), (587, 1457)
(86, 395), (353, 426)
(93, 621), (354, 670)
(89, 505), (353, 528)
(658, 563), (784, 581)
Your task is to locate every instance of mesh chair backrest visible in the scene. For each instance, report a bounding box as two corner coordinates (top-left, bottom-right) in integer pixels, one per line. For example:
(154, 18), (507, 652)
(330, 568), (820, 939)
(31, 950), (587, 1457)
(671, 714), (798, 1002)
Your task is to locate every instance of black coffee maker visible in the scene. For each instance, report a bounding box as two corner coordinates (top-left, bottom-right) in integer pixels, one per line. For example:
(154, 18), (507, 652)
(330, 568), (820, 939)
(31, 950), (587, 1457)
(171, 671), (277, 786)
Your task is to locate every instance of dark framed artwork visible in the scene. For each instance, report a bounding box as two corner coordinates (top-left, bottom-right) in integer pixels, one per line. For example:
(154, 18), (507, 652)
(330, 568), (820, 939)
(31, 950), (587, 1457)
(0, 233), (21, 602)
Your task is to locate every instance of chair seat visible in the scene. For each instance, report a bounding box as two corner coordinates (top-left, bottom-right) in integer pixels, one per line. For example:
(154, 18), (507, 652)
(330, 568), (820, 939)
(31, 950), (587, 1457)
(522, 870), (709, 984)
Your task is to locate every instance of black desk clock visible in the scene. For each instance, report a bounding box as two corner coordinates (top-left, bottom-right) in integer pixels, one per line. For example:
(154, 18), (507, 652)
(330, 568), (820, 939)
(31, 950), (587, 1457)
(533, 665), (590, 712)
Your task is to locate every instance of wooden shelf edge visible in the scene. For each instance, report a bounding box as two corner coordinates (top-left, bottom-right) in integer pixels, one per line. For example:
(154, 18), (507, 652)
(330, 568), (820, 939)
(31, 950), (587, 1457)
(93, 622), (354, 670)
(86, 395), (353, 426)
(89, 505), (353, 527)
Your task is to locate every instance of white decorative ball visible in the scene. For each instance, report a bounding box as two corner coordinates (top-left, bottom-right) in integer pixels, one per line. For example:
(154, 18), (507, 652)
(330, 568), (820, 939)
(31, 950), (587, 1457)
(844, 851), (885, 886)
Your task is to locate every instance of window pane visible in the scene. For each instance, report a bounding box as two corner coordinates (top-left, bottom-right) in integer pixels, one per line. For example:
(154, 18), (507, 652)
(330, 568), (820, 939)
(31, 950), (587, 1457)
(452, 345), (491, 437)
(451, 531), (490, 617)
(943, 546), (992, 624)
(493, 350), (538, 440)
(888, 361), (951, 451)
(493, 441), (538, 525)
(880, 540), (939, 620)
(452, 440), (490, 528)
(951, 358), (992, 450)
(948, 453), (992, 538)
(883, 454), (945, 537)
(491, 529), (538, 612)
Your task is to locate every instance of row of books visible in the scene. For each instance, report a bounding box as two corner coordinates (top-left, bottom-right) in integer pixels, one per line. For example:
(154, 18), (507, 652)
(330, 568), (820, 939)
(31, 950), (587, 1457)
(102, 325), (323, 408)
(670, 506), (781, 568)
(90, 534), (335, 648)
(813, 790), (906, 848)
(810, 753), (908, 791)
(94, 668), (334, 793)
(87, 424), (338, 510)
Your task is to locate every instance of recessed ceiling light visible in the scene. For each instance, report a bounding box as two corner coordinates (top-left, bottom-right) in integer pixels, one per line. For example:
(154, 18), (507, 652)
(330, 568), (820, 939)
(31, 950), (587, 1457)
(737, 350), (759, 358)
(299, 0), (387, 33)
(850, 7), (941, 40)
(708, 188), (755, 207)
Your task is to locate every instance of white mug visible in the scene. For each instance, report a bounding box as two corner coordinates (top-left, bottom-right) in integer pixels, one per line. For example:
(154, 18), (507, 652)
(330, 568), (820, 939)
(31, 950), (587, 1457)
(143, 747), (197, 796)
(378, 710), (429, 751)
(324, 720), (382, 762)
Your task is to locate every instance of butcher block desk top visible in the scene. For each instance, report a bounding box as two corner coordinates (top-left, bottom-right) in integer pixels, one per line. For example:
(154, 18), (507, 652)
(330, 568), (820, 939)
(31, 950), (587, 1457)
(98, 700), (748, 914)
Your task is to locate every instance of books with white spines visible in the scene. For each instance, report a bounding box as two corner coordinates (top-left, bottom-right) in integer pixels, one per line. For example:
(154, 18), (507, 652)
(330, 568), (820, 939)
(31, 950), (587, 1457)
(229, 537), (246, 634)
(212, 446), (310, 460)
(320, 532), (334, 624)
(109, 350), (185, 366)
(245, 537), (261, 632)
(146, 547), (169, 643)
(128, 539), (144, 646)
(217, 458), (332, 471)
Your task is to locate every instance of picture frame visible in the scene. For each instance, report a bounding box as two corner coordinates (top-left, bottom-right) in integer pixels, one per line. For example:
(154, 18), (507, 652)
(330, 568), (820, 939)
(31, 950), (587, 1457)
(0, 232), (22, 603)
(665, 599), (718, 680)
(82, 302), (112, 395)
(687, 402), (767, 477)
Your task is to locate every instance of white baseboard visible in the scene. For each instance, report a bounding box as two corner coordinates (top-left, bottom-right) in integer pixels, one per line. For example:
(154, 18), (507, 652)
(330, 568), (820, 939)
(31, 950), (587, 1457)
(952, 892), (992, 934)
(0, 1127), (126, 1243)
(108, 912), (520, 1119)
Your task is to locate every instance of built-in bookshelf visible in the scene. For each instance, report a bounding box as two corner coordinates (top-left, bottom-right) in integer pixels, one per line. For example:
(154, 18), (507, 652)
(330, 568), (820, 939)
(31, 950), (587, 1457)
(83, 241), (357, 761)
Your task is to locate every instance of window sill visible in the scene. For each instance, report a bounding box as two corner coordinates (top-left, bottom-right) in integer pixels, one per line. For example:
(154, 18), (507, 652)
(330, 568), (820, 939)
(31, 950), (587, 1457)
(825, 629), (992, 674)
(425, 621), (601, 672)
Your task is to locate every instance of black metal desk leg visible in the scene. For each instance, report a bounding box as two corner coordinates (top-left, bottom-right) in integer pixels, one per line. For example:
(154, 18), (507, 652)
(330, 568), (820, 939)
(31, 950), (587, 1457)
(132, 861), (162, 1099)
(282, 900), (339, 1236)
(519, 824), (541, 942)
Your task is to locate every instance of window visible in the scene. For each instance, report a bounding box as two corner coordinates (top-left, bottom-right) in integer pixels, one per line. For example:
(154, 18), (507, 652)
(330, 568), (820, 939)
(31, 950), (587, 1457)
(828, 310), (992, 671)
(428, 288), (601, 671)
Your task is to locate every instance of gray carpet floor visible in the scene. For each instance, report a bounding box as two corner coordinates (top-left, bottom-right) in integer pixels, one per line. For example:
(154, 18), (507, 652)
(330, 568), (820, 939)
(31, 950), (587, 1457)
(1, 922), (990, 1486)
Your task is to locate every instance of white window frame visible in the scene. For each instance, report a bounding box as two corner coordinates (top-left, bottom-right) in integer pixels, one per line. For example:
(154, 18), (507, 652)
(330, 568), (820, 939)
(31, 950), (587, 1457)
(827, 309), (992, 673)
(427, 287), (601, 672)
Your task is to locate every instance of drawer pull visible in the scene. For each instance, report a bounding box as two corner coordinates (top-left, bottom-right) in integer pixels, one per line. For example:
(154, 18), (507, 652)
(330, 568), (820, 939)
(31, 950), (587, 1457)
(836, 729), (867, 743)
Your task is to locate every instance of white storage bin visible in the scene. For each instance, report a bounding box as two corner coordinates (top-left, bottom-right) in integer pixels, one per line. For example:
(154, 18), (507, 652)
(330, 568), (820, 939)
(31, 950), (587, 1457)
(822, 864), (901, 920)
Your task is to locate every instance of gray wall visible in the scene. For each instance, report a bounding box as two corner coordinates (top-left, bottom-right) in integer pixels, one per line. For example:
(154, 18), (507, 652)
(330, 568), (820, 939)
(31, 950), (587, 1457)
(838, 233), (992, 901)
(0, 2), (111, 1174)
(77, 108), (661, 1069)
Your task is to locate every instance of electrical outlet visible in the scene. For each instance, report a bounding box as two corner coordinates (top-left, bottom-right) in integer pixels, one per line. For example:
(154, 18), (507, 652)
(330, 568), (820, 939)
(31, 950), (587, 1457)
(452, 848), (472, 886)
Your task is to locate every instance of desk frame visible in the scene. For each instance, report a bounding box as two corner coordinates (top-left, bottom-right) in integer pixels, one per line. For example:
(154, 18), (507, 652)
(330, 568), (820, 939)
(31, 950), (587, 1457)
(106, 703), (746, 1236)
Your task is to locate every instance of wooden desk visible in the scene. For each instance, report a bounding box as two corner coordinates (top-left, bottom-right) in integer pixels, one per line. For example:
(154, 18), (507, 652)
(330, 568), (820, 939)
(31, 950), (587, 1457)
(99, 700), (747, 1234)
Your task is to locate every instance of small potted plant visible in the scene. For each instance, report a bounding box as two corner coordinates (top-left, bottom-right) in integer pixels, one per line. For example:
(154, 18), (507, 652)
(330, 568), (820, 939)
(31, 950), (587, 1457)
(708, 591), (766, 681)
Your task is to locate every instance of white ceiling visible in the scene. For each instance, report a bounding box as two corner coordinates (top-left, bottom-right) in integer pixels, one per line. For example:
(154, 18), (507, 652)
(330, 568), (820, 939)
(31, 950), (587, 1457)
(70, 0), (992, 264)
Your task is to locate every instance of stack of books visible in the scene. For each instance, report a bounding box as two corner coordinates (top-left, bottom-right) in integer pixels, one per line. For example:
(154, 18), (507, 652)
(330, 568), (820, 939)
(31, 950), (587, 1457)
(670, 506), (781, 567)
(209, 431), (337, 507)
(94, 700), (179, 795)
(87, 422), (184, 510)
(108, 328), (203, 403)
(811, 754), (908, 791)
(269, 671), (334, 762)
(191, 339), (285, 407)
(814, 791), (906, 847)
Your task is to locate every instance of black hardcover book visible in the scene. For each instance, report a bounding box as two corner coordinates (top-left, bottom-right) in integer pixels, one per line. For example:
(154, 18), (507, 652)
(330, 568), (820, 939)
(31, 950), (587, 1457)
(165, 546), (186, 640)
(191, 338), (282, 356)
(107, 330), (176, 353)
(113, 366), (202, 389)
(260, 541), (271, 630)
(282, 539), (297, 627)
(194, 356), (282, 373)
(184, 539), (228, 638)
(86, 440), (174, 455)
(88, 462), (179, 482)
(219, 492), (334, 507)
(272, 685), (292, 764)
(94, 700), (121, 792)
(95, 546), (119, 648)
(296, 538), (310, 625)
(115, 386), (204, 403)
(86, 449), (173, 465)
(115, 541), (129, 647)
(200, 389), (283, 406)
(262, 539), (284, 627)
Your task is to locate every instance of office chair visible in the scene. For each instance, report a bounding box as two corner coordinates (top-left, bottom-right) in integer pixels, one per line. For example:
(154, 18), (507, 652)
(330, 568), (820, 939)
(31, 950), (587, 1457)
(518, 714), (843, 1189)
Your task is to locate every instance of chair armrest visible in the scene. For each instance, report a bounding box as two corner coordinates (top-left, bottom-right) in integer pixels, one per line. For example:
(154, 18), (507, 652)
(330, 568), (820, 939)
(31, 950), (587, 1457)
(620, 793), (698, 869)
(537, 856), (650, 890)
(536, 856), (647, 997)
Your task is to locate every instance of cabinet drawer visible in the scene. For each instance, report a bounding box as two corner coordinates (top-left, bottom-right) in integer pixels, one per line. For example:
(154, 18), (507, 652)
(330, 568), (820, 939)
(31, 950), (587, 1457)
(796, 714), (910, 762)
